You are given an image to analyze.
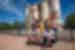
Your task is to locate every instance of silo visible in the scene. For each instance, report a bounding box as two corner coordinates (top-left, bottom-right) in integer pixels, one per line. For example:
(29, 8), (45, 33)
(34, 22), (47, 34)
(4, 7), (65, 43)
(51, 0), (63, 39)
(47, 0), (62, 28)
(52, 0), (62, 30)
(31, 4), (39, 20)
(25, 6), (32, 34)
(51, 0), (61, 17)
(41, 0), (49, 21)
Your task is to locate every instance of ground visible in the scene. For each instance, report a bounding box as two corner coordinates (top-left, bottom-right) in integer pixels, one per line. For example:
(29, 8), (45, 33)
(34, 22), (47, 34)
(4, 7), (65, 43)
(0, 34), (75, 50)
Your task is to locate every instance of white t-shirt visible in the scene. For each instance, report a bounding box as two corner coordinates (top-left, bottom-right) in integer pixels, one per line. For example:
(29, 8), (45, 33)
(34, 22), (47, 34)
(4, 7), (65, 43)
(43, 29), (55, 39)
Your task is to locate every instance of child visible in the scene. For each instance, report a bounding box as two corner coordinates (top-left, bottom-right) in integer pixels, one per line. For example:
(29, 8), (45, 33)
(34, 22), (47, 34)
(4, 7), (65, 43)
(41, 30), (49, 50)
(42, 28), (55, 48)
(48, 29), (56, 44)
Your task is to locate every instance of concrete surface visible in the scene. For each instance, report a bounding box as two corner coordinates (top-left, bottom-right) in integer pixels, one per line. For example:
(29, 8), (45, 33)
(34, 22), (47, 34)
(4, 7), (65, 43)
(0, 34), (75, 50)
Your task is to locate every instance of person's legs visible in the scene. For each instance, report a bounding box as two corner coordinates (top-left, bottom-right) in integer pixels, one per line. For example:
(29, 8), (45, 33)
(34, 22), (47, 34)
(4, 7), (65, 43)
(41, 37), (48, 50)
(50, 39), (56, 44)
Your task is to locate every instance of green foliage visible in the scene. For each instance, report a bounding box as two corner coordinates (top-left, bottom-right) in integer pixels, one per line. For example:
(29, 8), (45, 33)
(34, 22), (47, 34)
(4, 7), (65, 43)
(65, 13), (75, 29)
(0, 22), (20, 30)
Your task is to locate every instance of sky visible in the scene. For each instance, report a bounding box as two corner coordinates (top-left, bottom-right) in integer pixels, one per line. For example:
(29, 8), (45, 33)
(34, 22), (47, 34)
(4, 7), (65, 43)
(0, 0), (75, 24)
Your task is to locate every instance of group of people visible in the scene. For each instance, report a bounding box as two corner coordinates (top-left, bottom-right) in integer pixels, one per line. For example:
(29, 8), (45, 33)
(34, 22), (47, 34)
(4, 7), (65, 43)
(31, 20), (57, 47)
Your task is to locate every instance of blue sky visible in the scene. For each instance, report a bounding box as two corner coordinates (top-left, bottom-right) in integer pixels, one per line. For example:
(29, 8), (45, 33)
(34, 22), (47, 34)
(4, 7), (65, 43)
(0, 0), (75, 24)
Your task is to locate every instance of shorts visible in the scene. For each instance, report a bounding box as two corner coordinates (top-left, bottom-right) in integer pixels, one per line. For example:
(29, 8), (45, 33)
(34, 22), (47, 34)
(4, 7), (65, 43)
(43, 37), (48, 46)
(50, 39), (56, 44)
(41, 37), (53, 48)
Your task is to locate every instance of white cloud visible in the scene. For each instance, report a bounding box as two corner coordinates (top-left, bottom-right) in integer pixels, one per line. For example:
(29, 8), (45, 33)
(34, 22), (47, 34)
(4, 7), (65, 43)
(0, 0), (23, 16)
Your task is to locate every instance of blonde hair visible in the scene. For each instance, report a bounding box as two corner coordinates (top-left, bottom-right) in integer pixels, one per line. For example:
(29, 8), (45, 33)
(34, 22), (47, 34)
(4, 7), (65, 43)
(40, 22), (45, 33)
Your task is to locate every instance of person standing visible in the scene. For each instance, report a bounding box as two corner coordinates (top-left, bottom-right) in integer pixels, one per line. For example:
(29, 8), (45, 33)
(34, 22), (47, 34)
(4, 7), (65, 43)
(41, 28), (54, 50)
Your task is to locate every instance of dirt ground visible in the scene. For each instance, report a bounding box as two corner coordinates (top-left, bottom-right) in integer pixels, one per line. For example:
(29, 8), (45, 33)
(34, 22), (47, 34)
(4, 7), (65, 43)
(0, 34), (75, 50)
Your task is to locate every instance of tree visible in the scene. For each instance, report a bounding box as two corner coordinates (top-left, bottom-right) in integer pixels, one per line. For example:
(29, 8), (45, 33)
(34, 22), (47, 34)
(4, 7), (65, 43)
(65, 13), (75, 40)
(0, 22), (11, 30)
(0, 22), (20, 30)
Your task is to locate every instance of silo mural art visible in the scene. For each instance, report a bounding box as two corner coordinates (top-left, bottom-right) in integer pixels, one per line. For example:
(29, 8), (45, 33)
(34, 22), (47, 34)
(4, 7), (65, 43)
(25, 0), (63, 38)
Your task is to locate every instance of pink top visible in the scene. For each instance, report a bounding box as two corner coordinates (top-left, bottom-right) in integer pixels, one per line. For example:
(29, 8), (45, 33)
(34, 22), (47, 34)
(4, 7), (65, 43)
(35, 28), (40, 32)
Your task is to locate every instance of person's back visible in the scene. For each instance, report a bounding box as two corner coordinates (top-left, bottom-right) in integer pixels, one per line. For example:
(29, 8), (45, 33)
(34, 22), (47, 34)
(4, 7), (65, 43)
(48, 29), (55, 39)
(43, 29), (55, 39)
(42, 29), (53, 48)
(43, 31), (49, 38)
